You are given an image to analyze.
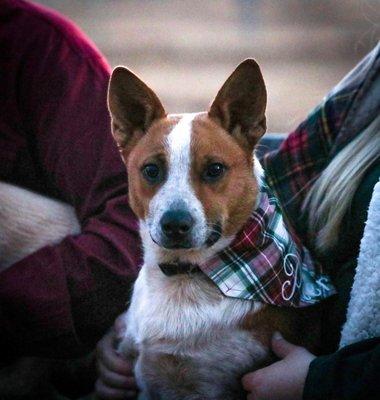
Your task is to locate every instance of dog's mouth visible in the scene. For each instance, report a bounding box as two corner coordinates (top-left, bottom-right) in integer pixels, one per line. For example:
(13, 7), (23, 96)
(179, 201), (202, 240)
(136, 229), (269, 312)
(158, 240), (193, 250)
(205, 222), (222, 247)
(150, 234), (192, 249)
(150, 221), (222, 250)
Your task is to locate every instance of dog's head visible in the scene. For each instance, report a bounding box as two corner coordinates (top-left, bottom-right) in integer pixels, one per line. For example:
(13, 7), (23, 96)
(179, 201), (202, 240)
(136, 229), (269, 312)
(108, 60), (266, 262)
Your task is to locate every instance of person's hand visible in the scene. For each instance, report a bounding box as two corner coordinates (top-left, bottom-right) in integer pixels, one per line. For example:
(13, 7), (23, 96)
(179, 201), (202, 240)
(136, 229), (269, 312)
(95, 315), (138, 399)
(242, 332), (316, 400)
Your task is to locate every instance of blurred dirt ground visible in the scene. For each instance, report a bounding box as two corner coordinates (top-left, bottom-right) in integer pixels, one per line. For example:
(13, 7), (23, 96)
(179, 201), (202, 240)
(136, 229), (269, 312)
(37, 0), (379, 132)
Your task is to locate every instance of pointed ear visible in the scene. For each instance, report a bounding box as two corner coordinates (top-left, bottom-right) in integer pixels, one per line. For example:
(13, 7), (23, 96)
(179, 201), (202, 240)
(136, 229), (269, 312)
(208, 59), (267, 150)
(108, 66), (166, 151)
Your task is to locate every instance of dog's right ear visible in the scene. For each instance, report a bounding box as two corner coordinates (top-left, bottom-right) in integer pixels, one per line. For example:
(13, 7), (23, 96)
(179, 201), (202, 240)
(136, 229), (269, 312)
(108, 66), (166, 154)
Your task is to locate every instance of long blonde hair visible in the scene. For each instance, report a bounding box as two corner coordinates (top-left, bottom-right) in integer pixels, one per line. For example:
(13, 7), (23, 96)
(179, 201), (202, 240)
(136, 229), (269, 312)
(303, 115), (380, 253)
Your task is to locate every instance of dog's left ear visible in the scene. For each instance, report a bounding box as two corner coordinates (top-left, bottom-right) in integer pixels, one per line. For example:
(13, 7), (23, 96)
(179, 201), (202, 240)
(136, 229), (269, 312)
(209, 59), (267, 150)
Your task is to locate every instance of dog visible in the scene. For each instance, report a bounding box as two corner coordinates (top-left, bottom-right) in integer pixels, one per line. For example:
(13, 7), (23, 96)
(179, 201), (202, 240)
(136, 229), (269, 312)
(108, 59), (321, 399)
(0, 59), (321, 399)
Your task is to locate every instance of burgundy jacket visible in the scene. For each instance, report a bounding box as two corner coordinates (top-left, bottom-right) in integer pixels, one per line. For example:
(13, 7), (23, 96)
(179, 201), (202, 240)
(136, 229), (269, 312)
(0, 0), (141, 358)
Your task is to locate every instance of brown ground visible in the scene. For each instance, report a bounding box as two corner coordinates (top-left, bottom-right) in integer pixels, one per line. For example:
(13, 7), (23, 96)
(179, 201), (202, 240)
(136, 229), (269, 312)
(37, 0), (379, 132)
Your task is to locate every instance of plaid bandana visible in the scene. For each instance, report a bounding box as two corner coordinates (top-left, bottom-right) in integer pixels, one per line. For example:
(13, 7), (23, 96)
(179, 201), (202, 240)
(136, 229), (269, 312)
(199, 168), (336, 307)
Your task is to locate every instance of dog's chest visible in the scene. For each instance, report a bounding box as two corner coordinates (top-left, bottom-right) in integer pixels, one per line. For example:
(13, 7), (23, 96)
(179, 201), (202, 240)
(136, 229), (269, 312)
(120, 265), (271, 399)
(125, 265), (263, 346)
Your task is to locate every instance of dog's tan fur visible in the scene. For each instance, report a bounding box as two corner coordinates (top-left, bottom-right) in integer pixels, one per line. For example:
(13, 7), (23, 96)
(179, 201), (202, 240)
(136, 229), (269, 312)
(108, 60), (321, 399)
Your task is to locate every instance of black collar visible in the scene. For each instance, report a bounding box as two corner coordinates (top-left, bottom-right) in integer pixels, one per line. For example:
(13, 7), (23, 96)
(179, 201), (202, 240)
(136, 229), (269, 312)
(158, 262), (201, 276)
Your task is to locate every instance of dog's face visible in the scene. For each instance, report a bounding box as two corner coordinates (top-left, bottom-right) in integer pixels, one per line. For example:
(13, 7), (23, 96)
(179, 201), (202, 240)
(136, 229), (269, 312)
(108, 60), (266, 259)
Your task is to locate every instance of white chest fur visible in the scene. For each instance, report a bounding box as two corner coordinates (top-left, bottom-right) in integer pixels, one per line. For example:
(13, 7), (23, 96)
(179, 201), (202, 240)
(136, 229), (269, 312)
(120, 264), (270, 399)
(122, 264), (263, 350)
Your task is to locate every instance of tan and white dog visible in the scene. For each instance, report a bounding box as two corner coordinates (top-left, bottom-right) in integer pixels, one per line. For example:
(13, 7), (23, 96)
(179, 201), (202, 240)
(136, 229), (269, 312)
(0, 60), (320, 399)
(108, 60), (320, 399)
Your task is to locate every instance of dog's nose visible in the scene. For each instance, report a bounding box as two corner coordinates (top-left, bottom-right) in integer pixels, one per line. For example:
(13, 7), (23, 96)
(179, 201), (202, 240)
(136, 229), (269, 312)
(160, 210), (194, 241)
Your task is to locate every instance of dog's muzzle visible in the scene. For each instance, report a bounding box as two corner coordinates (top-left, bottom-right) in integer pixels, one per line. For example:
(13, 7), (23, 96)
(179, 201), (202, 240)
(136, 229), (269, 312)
(154, 208), (222, 249)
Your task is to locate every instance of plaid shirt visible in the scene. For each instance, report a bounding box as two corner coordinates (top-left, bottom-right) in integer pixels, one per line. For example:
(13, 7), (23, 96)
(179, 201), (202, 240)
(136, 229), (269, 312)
(263, 43), (380, 244)
(200, 168), (335, 307)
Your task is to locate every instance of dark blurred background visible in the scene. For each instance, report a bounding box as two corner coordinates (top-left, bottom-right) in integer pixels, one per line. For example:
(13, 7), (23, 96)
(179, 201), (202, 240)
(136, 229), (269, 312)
(36, 0), (379, 132)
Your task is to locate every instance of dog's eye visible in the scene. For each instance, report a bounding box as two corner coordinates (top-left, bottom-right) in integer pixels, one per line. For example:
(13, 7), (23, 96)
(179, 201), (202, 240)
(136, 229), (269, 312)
(142, 164), (162, 184)
(202, 163), (226, 182)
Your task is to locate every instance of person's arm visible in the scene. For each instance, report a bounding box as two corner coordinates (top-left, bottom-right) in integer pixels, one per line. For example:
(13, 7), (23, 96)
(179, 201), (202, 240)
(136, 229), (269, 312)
(262, 44), (380, 243)
(0, 3), (140, 358)
(304, 338), (380, 400)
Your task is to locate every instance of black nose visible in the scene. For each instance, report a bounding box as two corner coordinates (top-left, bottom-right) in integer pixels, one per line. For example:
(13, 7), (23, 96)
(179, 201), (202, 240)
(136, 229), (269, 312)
(160, 210), (194, 241)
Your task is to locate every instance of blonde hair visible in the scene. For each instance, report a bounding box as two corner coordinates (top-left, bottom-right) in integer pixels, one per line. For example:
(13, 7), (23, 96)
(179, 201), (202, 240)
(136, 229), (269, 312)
(303, 115), (380, 253)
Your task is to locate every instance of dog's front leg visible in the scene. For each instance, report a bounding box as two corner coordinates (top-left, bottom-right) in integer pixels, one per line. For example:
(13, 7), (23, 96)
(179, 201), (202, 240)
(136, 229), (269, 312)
(116, 307), (142, 382)
(118, 332), (138, 365)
